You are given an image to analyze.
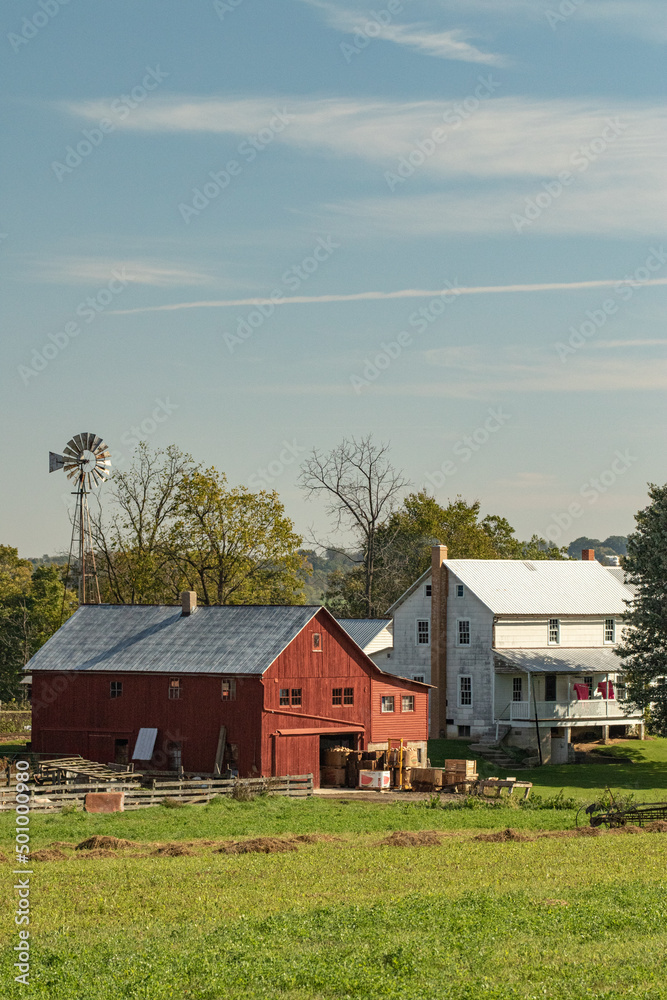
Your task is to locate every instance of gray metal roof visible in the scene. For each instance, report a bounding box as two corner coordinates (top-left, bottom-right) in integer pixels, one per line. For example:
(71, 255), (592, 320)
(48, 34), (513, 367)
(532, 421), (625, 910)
(605, 566), (638, 596)
(446, 559), (631, 615)
(27, 604), (321, 675)
(494, 647), (623, 674)
(336, 618), (391, 649)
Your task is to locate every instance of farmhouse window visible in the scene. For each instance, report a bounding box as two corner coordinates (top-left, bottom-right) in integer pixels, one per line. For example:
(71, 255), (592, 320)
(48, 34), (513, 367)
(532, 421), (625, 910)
(425, 584), (432, 597)
(604, 618), (615, 643)
(459, 675), (472, 707)
(168, 678), (181, 700)
(456, 584), (464, 598)
(458, 725), (471, 737)
(291, 688), (302, 706)
(416, 619), (430, 645)
(458, 620), (470, 645)
(402, 695), (415, 712)
(381, 695), (395, 713)
(343, 687), (354, 705)
(412, 675), (425, 683)
(312, 632), (322, 651)
(548, 619), (560, 645)
(584, 675), (593, 699)
(221, 679), (236, 701)
(110, 681), (123, 698)
(512, 677), (523, 702)
(279, 688), (290, 706)
(332, 687), (342, 705)
(544, 674), (557, 701)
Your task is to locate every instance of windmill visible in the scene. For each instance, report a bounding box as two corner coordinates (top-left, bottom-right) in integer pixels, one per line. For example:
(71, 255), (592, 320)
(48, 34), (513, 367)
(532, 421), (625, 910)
(49, 433), (111, 604)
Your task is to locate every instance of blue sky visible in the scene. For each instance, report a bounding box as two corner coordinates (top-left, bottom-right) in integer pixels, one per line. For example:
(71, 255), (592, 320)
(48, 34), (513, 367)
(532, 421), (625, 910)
(2, 0), (666, 557)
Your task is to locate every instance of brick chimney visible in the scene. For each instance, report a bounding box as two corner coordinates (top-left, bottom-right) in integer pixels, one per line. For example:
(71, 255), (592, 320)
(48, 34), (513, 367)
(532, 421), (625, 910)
(181, 591), (197, 615)
(581, 549), (595, 561)
(430, 545), (448, 739)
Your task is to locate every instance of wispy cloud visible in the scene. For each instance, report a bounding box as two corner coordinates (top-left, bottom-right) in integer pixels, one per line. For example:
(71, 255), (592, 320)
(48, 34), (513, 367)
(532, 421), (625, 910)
(299, 0), (508, 65)
(30, 257), (219, 287)
(109, 276), (667, 316)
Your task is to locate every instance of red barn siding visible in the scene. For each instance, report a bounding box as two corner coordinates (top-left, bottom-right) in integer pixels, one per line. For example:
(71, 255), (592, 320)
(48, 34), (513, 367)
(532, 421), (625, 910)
(370, 677), (429, 743)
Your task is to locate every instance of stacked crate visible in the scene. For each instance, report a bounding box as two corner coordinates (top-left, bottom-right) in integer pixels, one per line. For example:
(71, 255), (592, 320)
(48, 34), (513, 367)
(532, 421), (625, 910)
(444, 759), (478, 791)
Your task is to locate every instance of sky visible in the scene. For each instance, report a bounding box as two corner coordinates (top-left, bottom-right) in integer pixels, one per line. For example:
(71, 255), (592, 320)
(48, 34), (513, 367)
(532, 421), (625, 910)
(1, 0), (666, 558)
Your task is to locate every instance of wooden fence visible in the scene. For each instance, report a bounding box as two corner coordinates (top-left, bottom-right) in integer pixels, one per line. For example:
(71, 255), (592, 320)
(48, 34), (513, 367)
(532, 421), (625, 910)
(0, 774), (313, 812)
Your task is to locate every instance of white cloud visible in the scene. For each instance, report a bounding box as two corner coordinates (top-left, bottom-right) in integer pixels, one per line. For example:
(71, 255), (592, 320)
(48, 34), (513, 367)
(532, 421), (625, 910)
(592, 338), (667, 349)
(299, 0), (507, 64)
(31, 257), (218, 287)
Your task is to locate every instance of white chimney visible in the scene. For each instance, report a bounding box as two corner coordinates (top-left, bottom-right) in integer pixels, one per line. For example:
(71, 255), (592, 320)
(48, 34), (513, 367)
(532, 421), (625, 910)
(181, 591), (197, 616)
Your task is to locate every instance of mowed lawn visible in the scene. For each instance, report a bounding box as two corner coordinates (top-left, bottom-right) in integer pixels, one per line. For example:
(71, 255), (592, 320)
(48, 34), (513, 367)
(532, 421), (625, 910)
(0, 739), (665, 999)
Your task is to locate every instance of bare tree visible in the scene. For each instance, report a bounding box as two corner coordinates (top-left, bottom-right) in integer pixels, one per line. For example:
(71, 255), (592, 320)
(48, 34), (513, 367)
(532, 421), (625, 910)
(298, 436), (409, 615)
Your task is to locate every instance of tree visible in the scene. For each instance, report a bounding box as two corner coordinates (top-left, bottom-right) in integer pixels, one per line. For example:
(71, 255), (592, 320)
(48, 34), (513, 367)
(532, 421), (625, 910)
(299, 436), (409, 616)
(168, 467), (306, 605)
(91, 444), (193, 604)
(0, 547), (77, 699)
(616, 484), (667, 734)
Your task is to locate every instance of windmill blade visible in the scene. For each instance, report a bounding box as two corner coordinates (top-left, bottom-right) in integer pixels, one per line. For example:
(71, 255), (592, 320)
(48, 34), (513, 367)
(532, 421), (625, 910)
(64, 445), (81, 461)
(72, 433), (85, 453)
(88, 434), (103, 453)
(49, 452), (65, 473)
(82, 432), (93, 451)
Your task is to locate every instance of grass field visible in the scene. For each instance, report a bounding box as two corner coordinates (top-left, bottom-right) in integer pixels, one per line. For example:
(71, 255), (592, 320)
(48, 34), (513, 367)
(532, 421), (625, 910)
(1, 738), (665, 999)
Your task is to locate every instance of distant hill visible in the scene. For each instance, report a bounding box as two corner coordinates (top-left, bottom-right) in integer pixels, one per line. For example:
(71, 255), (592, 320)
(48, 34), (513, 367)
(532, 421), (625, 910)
(567, 536), (627, 562)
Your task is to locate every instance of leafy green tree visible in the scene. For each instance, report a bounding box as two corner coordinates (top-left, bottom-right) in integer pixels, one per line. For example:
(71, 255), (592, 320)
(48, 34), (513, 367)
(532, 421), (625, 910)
(169, 467), (306, 605)
(0, 547), (77, 699)
(616, 484), (667, 734)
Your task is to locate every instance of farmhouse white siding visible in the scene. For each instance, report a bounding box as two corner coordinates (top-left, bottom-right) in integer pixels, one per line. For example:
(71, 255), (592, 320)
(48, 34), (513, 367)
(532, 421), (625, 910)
(382, 577), (432, 682)
(494, 617), (626, 648)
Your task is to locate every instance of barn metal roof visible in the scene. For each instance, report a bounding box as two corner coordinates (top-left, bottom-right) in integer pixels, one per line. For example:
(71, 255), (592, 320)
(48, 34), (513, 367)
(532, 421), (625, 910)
(27, 604), (321, 675)
(446, 559), (631, 615)
(494, 647), (623, 674)
(336, 618), (392, 650)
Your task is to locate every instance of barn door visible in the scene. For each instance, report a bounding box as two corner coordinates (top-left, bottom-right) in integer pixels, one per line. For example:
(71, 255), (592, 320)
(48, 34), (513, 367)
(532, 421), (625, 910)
(272, 734), (320, 786)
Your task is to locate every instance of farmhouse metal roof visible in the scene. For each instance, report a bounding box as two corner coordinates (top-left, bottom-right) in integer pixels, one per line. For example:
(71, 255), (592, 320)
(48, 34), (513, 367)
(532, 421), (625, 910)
(27, 604), (321, 675)
(447, 559), (632, 615)
(494, 647), (623, 674)
(336, 618), (392, 650)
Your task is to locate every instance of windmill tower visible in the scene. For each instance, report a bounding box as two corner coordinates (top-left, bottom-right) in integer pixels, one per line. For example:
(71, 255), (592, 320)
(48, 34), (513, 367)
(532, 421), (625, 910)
(49, 433), (111, 603)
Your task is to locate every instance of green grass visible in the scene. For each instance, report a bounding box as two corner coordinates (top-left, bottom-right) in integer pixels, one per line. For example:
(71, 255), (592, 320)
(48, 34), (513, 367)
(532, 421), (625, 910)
(0, 737), (664, 998)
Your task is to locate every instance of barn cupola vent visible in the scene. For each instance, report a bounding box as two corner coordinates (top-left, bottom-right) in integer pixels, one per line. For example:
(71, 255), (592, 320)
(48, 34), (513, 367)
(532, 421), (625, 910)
(181, 591), (197, 616)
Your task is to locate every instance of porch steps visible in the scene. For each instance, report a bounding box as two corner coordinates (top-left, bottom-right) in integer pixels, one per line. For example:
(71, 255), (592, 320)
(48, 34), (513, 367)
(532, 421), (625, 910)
(468, 743), (523, 769)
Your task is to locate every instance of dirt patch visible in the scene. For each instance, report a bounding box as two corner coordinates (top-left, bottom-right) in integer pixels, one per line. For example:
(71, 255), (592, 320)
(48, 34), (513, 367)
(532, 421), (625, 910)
(0, 851), (10, 863)
(49, 841), (76, 849)
(30, 848), (68, 862)
(645, 820), (667, 833)
(289, 834), (345, 844)
(216, 837), (298, 855)
(608, 824), (643, 835)
(538, 827), (602, 839)
(474, 829), (535, 843)
(184, 840), (218, 847)
(150, 843), (195, 857)
(381, 830), (443, 847)
(76, 835), (137, 851)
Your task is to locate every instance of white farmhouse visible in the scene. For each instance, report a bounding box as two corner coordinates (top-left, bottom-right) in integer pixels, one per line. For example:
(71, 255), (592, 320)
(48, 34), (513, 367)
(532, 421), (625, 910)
(379, 546), (642, 762)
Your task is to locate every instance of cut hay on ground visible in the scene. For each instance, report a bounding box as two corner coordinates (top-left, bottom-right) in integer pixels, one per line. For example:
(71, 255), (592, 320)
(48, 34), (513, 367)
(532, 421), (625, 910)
(216, 837), (298, 855)
(76, 849), (119, 859)
(474, 829), (535, 843)
(150, 844), (195, 857)
(381, 830), (442, 847)
(76, 836), (137, 851)
(49, 841), (76, 849)
(645, 820), (667, 832)
(31, 848), (69, 861)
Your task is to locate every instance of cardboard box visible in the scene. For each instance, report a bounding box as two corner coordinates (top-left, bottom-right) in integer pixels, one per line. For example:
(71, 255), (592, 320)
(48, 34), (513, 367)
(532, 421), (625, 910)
(358, 770), (391, 790)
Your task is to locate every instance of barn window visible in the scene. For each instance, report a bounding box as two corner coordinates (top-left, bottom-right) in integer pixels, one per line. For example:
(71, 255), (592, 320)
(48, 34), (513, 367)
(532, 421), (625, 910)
(291, 688), (302, 706)
(343, 687), (354, 705)
(168, 678), (181, 700)
(381, 695), (395, 713)
(402, 695), (415, 712)
(332, 687), (342, 705)
(458, 620), (470, 645)
(279, 688), (289, 706)
(312, 632), (322, 651)
(221, 679), (236, 701)
(110, 681), (123, 699)
(604, 618), (616, 643)
(416, 620), (430, 645)
(458, 675), (472, 707)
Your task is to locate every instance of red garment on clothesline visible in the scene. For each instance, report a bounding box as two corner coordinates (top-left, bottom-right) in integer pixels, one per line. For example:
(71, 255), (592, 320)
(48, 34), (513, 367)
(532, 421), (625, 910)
(597, 681), (615, 699)
(573, 683), (589, 700)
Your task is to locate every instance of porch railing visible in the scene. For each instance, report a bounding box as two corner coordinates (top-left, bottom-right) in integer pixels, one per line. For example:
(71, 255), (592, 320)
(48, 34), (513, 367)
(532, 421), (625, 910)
(505, 700), (641, 722)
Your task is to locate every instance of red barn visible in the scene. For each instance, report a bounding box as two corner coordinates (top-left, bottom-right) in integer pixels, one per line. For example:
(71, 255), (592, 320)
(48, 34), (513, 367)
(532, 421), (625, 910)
(28, 594), (428, 786)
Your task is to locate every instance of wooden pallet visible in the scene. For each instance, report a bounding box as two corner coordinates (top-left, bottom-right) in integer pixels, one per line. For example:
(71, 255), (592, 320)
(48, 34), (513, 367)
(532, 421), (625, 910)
(38, 757), (142, 783)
